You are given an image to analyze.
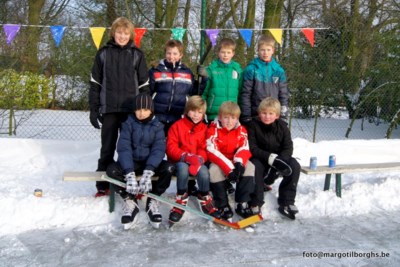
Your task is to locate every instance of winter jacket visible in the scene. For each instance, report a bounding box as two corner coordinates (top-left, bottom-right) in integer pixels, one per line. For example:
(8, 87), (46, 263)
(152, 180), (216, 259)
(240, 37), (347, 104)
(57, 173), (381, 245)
(206, 119), (252, 176)
(149, 60), (196, 124)
(239, 57), (288, 120)
(89, 40), (149, 114)
(247, 118), (293, 164)
(166, 116), (208, 163)
(202, 59), (243, 121)
(117, 114), (166, 174)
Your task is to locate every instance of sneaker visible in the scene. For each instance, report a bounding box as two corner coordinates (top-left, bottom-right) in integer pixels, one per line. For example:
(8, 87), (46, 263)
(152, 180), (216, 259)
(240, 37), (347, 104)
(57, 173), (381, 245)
(95, 189), (110, 198)
(169, 193), (189, 224)
(225, 180), (235, 195)
(219, 204), (234, 221)
(146, 197), (162, 229)
(278, 204), (298, 220)
(121, 197), (140, 228)
(197, 194), (221, 218)
(235, 202), (253, 219)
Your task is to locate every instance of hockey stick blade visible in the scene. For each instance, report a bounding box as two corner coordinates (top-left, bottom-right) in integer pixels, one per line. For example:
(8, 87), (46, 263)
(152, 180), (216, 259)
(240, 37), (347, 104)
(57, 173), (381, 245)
(101, 175), (263, 229)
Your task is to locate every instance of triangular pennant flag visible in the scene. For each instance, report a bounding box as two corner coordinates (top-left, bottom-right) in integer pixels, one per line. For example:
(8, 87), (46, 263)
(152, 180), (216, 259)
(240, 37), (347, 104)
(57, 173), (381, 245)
(301, 28), (315, 47)
(50, 25), (66, 47)
(171, 28), (186, 42)
(89, 27), (106, 50)
(205, 29), (220, 47)
(3, 24), (21, 45)
(268, 29), (283, 45)
(134, 28), (147, 47)
(238, 29), (253, 47)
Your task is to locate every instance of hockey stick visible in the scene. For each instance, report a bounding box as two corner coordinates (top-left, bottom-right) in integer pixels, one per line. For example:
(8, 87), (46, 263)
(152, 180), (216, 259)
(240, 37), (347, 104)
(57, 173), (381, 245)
(101, 174), (263, 229)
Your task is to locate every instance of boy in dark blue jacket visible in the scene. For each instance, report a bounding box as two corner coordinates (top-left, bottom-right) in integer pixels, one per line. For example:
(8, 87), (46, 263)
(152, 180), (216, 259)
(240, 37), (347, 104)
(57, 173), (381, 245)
(106, 94), (174, 229)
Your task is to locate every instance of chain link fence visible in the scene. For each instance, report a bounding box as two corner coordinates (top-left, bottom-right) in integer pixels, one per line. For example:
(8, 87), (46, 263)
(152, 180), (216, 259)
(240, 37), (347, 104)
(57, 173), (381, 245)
(0, 26), (399, 142)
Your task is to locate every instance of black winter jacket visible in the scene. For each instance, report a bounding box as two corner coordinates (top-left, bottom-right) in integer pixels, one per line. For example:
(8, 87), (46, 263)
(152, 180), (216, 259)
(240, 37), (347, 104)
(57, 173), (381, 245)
(89, 39), (149, 114)
(247, 118), (293, 164)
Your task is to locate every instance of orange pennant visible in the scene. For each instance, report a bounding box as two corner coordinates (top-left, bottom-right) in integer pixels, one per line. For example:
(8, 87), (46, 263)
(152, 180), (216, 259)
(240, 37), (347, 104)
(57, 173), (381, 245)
(301, 28), (315, 47)
(134, 28), (147, 47)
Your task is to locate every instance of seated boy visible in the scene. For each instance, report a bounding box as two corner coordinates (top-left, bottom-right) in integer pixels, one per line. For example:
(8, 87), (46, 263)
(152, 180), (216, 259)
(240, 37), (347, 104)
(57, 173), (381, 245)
(206, 101), (255, 221)
(247, 97), (300, 219)
(106, 94), (174, 229)
(166, 96), (220, 226)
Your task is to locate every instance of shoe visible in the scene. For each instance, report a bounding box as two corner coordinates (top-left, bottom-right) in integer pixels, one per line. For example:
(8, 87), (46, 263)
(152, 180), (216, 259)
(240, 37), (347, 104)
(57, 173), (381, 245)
(146, 197), (162, 229)
(278, 204), (298, 220)
(95, 189), (110, 197)
(169, 193), (189, 224)
(197, 194), (220, 218)
(219, 204), (234, 221)
(121, 197), (140, 229)
(235, 202), (253, 219)
(225, 180), (235, 195)
(263, 184), (272, 192)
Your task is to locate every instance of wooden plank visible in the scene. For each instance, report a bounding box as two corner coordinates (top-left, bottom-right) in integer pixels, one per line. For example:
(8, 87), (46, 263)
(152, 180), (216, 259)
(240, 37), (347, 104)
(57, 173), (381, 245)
(63, 171), (105, 181)
(301, 162), (400, 175)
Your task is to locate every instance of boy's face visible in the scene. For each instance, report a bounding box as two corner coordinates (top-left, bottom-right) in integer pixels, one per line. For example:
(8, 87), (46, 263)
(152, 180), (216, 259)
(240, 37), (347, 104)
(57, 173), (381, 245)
(218, 48), (235, 64)
(258, 44), (275, 62)
(187, 109), (204, 124)
(114, 27), (131, 47)
(219, 114), (238, 131)
(259, 108), (279, 125)
(165, 47), (183, 65)
(135, 109), (152, 120)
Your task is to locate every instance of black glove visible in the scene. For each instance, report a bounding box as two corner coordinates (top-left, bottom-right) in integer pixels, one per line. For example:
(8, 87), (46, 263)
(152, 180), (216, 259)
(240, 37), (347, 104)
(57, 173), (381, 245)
(233, 162), (245, 178)
(90, 109), (102, 129)
(197, 65), (208, 78)
(268, 153), (292, 176)
(227, 171), (238, 184)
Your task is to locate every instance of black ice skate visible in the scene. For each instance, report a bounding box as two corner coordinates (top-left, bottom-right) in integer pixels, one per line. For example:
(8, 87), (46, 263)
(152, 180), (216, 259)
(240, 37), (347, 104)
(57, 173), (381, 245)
(168, 193), (189, 227)
(278, 204), (298, 220)
(121, 197), (140, 230)
(146, 197), (162, 229)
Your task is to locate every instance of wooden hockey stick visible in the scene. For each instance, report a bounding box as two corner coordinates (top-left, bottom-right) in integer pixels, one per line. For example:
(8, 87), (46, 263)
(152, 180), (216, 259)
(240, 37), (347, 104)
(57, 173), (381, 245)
(101, 174), (263, 229)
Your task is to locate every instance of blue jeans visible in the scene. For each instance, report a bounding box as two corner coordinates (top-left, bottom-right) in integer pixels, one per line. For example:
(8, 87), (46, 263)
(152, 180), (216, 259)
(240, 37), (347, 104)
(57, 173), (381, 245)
(175, 162), (210, 193)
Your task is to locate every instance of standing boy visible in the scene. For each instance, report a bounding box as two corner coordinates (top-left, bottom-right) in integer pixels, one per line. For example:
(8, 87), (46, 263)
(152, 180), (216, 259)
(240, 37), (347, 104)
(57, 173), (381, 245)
(247, 97), (300, 220)
(106, 94), (174, 229)
(166, 96), (220, 226)
(89, 17), (149, 197)
(206, 101), (255, 221)
(239, 35), (289, 125)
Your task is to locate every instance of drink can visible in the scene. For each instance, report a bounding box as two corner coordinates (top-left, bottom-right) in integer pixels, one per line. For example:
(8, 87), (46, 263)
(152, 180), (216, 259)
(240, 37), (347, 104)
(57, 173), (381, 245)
(309, 157), (317, 170)
(34, 189), (43, 197)
(329, 155), (336, 168)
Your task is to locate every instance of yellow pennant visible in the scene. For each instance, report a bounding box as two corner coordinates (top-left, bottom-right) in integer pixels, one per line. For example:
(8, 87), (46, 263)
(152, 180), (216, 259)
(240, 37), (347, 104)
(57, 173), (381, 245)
(89, 27), (106, 50)
(268, 29), (283, 45)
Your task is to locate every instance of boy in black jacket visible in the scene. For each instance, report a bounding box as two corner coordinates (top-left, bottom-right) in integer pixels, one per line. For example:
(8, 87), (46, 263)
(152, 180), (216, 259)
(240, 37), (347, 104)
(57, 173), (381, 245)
(248, 97), (300, 219)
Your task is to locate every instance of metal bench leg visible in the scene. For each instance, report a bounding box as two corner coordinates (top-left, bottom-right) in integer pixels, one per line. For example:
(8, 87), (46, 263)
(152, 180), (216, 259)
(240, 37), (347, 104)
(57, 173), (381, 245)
(335, 173), (342, 198)
(324, 174), (332, 191)
(108, 184), (115, 213)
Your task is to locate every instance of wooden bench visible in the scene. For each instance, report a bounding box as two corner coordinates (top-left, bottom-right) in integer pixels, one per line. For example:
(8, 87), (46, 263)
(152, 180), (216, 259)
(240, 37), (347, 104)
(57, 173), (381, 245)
(300, 162), (400, 197)
(63, 171), (193, 212)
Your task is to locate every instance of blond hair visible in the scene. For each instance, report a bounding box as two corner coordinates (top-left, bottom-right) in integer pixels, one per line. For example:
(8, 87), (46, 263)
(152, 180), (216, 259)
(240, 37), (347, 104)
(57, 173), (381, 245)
(184, 96), (207, 115)
(258, 97), (281, 116)
(109, 17), (135, 41)
(257, 35), (275, 50)
(164, 39), (184, 55)
(218, 101), (241, 118)
(217, 38), (236, 52)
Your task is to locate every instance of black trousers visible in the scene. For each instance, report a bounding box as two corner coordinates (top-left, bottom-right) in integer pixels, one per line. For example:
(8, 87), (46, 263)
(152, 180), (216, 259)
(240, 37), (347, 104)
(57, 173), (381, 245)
(106, 160), (174, 197)
(251, 157), (300, 206)
(210, 176), (254, 208)
(96, 113), (128, 191)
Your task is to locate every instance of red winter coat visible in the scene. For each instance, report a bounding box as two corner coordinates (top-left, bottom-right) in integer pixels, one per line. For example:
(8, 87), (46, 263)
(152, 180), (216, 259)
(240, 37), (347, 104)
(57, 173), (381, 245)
(206, 120), (252, 176)
(166, 116), (208, 163)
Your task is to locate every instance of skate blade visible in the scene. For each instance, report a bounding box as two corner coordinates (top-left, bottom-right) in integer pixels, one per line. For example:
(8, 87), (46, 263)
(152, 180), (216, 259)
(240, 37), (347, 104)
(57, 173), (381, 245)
(149, 221), (161, 229)
(278, 208), (296, 220)
(244, 226), (255, 233)
(122, 215), (139, 230)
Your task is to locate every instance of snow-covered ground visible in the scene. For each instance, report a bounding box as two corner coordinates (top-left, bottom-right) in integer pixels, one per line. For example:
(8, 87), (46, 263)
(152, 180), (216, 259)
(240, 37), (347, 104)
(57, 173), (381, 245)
(0, 119), (399, 266)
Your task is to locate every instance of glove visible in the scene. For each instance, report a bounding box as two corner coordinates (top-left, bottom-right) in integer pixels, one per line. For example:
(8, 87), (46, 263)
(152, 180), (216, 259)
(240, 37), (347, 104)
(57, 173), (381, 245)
(197, 65), (208, 78)
(268, 153), (292, 176)
(233, 162), (245, 178)
(139, 170), (154, 193)
(227, 171), (238, 184)
(125, 172), (139, 195)
(182, 153), (204, 176)
(89, 109), (103, 129)
(280, 106), (289, 121)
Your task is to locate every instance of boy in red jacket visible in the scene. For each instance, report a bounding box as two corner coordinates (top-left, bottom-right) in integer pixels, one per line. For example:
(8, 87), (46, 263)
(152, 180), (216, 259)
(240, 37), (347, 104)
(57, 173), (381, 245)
(166, 96), (220, 225)
(206, 101), (255, 221)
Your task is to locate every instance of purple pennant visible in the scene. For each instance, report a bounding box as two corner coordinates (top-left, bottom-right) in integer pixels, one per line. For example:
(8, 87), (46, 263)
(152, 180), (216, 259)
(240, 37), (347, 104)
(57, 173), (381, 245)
(205, 29), (220, 47)
(238, 29), (253, 47)
(50, 25), (66, 47)
(3, 24), (21, 45)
